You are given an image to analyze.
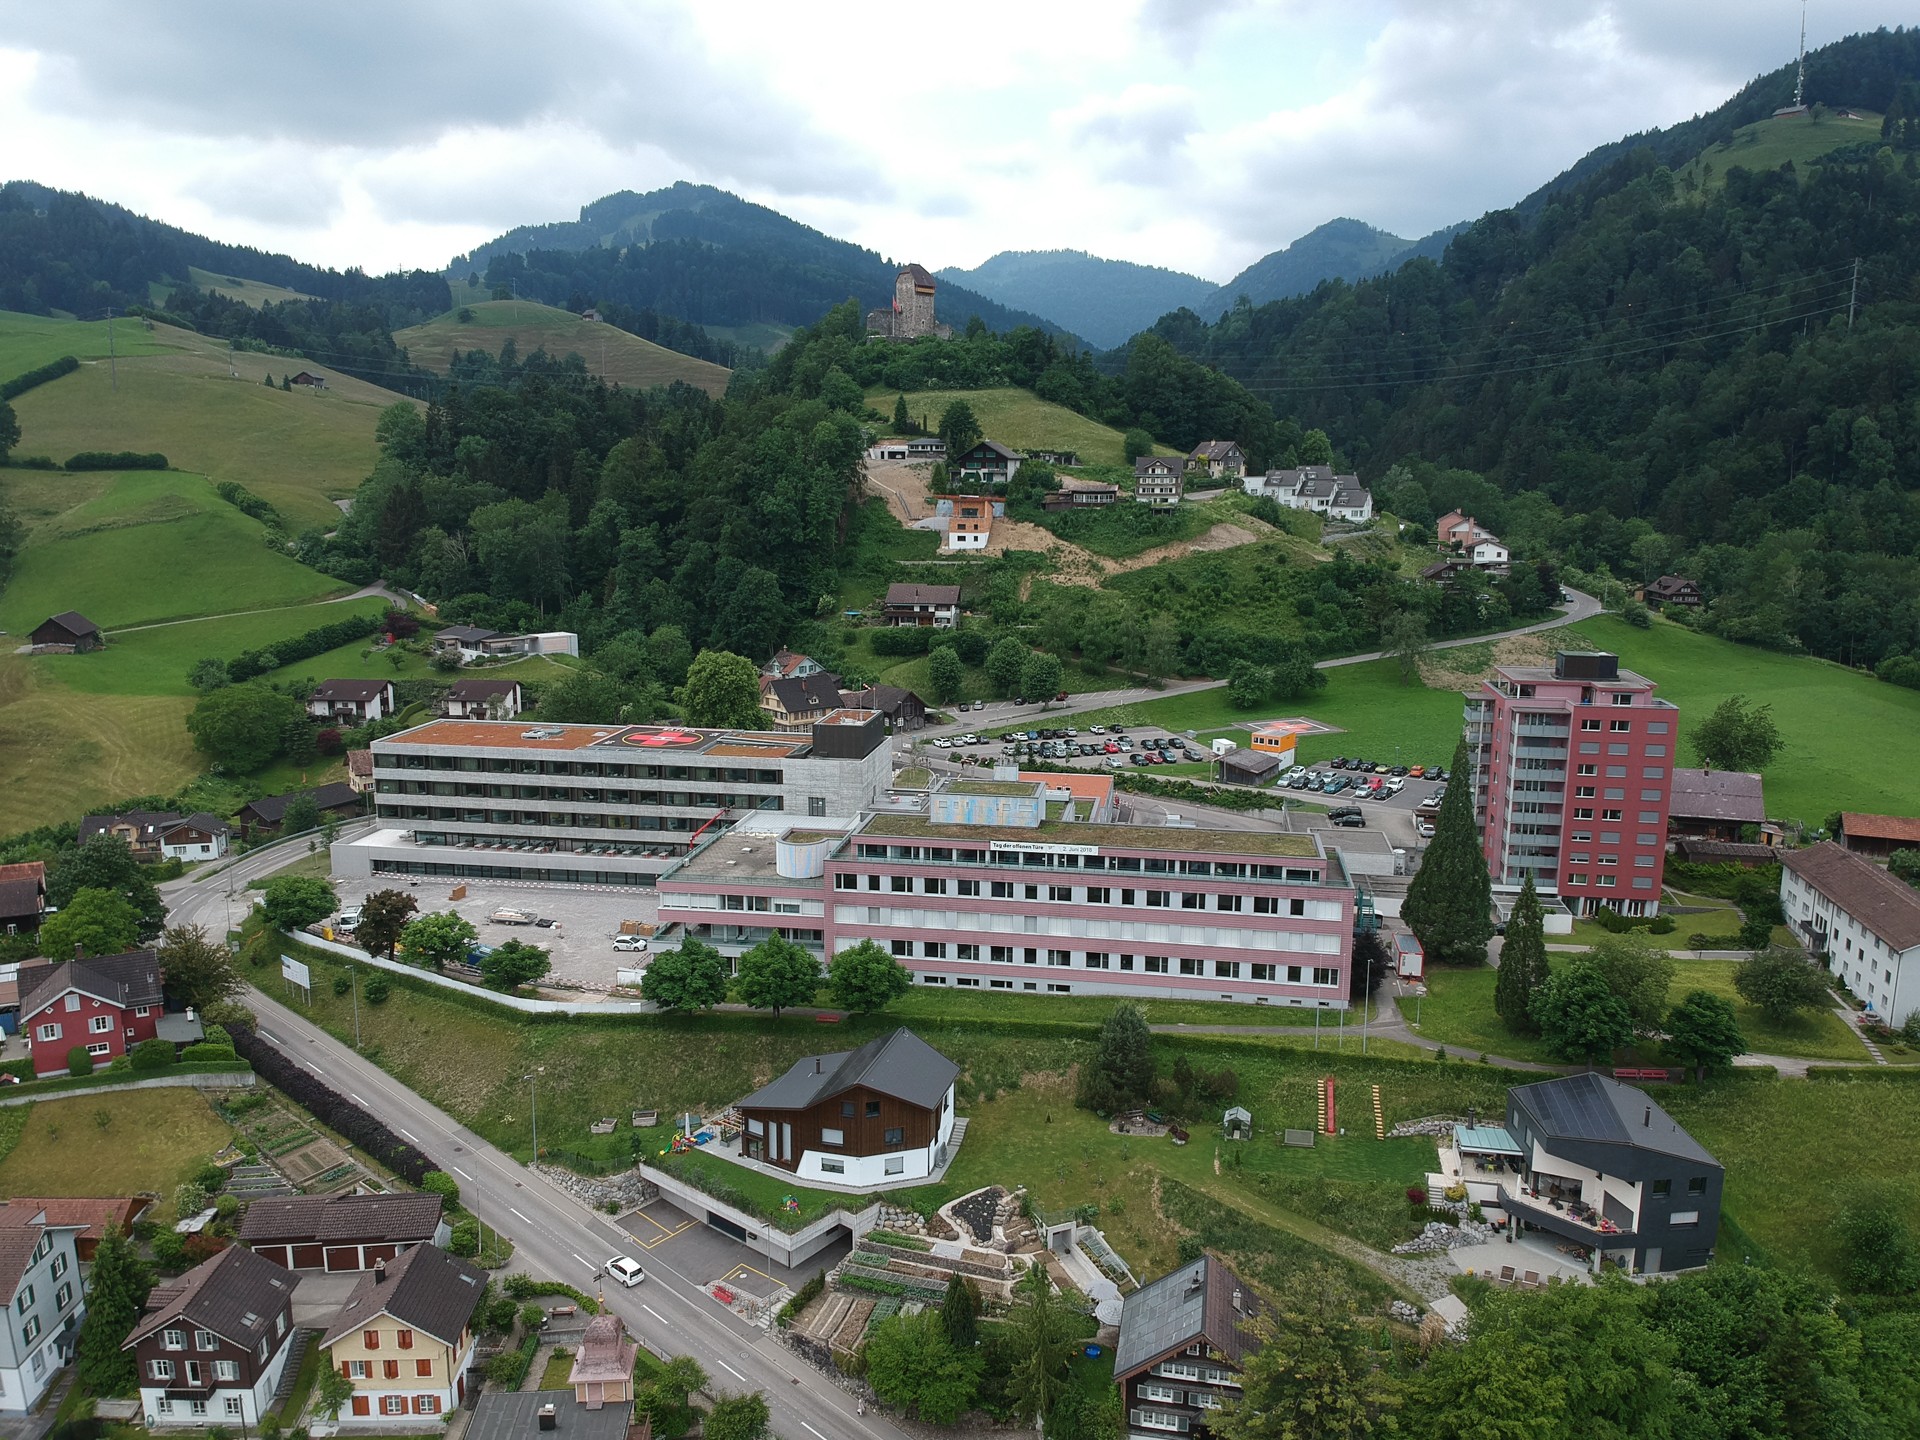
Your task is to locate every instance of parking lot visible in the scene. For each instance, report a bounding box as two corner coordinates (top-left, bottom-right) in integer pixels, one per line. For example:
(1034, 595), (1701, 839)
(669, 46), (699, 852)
(614, 1197), (849, 1292)
(327, 874), (660, 990)
(919, 720), (1213, 775)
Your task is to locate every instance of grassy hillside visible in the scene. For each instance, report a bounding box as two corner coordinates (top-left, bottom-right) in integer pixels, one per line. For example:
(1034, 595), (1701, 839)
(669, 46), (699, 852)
(395, 299), (731, 397)
(873, 386), (1173, 467)
(1, 311), (404, 529)
(1677, 110), (1883, 192)
(0, 471), (348, 632)
(157, 266), (319, 308)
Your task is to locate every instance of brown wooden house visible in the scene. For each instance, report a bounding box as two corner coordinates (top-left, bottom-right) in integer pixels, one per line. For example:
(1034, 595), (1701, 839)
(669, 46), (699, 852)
(1114, 1255), (1261, 1440)
(126, 1245), (299, 1427)
(239, 1192), (448, 1273)
(29, 612), (102, 653)
(733, 1028), (959, 1188)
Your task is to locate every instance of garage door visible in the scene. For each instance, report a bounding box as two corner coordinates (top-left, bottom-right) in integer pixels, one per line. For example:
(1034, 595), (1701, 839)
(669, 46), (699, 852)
(291, 1244), (326, 1270)
(706, 1212), (748, 1242)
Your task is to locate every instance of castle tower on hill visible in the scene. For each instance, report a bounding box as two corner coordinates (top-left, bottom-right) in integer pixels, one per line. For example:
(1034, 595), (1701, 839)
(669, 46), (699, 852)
(867, 264), (953, 341)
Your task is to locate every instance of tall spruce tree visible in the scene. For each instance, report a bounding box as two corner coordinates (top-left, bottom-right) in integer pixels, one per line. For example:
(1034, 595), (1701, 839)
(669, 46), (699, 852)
(941, 1271), (980, 1350)
(1077, 1002), (1155, 1112)
(1494, 873), (1549, 1033)
(74, 1225), (150, 1395)
(1403, 736), (1493, 966)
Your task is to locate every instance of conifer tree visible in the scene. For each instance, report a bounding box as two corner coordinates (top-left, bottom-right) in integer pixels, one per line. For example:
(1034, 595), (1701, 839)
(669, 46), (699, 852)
(941, 1271), (980, 1350)
(75, 1225), (150, 1396)
(892, 393), (911, 431)
(1494, 873), (1549, 1032)
(1403, 736), (1493, 966)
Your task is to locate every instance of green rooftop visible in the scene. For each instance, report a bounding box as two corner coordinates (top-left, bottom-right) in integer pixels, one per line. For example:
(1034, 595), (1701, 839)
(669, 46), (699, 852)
(859, 813), (1320, 858)
(948, 779), (1041, 797)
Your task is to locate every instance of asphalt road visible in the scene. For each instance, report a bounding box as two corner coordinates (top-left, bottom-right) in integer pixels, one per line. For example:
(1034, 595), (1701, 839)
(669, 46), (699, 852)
(161, 840), (898, 1440)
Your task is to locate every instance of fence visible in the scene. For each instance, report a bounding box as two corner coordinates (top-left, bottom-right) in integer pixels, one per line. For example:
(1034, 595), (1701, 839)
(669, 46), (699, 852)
(0, 1067), (255, 1109)
(296, 931), (654, 1017)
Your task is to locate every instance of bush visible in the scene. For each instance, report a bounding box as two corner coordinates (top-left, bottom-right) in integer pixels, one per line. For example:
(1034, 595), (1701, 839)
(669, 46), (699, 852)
(151, 1230), (189, 1269)
(129, 1038), (176, 1072)
(421, 1170), (460, 1205)
(66, 1047), (93, 1077)
(869, 627), (934, 657)
(777, 1271), (825, 1328)
(180, 1042), (238, 1063)
(65, 451), (167, 470)
(363, 976), (391, 1004)
(0, 354), (78, 401)
(448, 1220), (479, 1257)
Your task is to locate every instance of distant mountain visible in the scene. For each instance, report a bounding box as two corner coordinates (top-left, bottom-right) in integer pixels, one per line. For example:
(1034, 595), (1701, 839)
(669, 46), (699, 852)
(451, 182), (1075, 344)
(1198, 218), (1413, 316)
(935, 250), (1217, 350)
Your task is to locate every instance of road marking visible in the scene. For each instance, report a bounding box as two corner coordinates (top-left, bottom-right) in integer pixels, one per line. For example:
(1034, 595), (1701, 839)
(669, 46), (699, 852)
(304, 1062), (325, 1075)
(450, 1166), (474, 1181)
(350, 1094), (366, 1105)
(715, 1359), (745, 1381)
(398, 1128), (419, 1143)
(509, 1208), (531, 1223)
(801, 1425), (829, 1439)
(642, 1305), (667, 1324)
(258, 1030), (282, 1045)
(571, 1252), (588, 1266)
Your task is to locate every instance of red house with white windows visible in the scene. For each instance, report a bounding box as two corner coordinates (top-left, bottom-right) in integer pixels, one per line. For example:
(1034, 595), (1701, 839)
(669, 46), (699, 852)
(20, 949), (170, 1078)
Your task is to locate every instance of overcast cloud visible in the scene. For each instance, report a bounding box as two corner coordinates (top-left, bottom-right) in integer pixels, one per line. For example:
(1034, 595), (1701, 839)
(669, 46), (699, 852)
(0, 0), (1907, 282)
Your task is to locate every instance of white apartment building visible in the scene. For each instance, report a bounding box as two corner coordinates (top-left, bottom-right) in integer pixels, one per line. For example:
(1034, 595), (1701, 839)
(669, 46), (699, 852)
(1780, 841), (1920, 1027)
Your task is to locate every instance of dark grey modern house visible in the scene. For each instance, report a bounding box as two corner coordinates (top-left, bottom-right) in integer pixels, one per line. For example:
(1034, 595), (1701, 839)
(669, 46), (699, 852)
(1500, 1072), (1723, 1274)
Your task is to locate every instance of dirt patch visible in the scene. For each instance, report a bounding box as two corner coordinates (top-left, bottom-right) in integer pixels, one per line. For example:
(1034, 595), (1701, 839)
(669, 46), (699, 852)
(863, 459), (936, 522)
(1418, 630), (1562, 691)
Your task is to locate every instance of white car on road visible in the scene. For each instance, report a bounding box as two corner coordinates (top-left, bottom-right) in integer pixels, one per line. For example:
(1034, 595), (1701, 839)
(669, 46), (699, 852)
(604, 1256), (645, 1287)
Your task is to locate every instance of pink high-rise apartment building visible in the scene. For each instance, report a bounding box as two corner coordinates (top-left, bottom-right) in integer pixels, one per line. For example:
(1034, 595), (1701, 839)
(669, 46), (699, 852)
(1465, 651), (1678, 919)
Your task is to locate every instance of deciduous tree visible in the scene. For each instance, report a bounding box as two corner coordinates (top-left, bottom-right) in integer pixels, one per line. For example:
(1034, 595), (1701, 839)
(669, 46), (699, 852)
(1493, 874), (1549, 1034)
(1665, 990), (1745, 1079)
(48, 833), (165, 936)
(864, 1310), (982, 1425)
(1733, 945), (1832, 1023)
(279, 794), (321, 836)
(156, 923), (242, 1011)
(735, 935), (821, 1017)
(398, 911), (478, 971)
(681, 649), (764, 729)
(259, 875), (337, 931)
(185, 682), (305, 772)
(354, 888), (418, 959)
(1022, 651), (1064, 705)
(927, 645), (965, 704)
(986, 637), (1029, 697)
(1690, 694), (1783, 772)
(1402, 738), (1492, 966)
(826, 939), (912, 1013)
(481, 940), (551, 991)
(703, 1391), (771, 1440)
(639, 938), (731, 1012)
(39, 887), (141, 958)
(1585, 933), (1675, 1039)
(1530, 960), (1633, 1068)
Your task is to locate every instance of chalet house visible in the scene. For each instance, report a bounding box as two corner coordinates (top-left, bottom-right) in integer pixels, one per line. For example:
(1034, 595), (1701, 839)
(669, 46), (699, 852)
(240, 1192), (448, 1274)
(20, 949), (177, 1079)
(760, 674), (846, 731)
(1639, 575), (1704, 609)
(1027, 449), (1080, 466)
(4, 1198), (149, 1262)
(0, 862), (47, 935)
(941, 494), (995, 552)
(1114, 1255), (1260, 1440)
(762, 649), (827, 681)
(953, 439), (1024, 488)
(1042, 481), (1119, 512)
(1133, 457), (1184, 509)
(439, 679), (523, 721)
(1835, 813), (1920, 861)
(1666, 769), (1765, 841)
(734, 1028), (959, 1188)
(1419, 559), (1475, 586)
(840, 684), (927, 732)
(29, 612), (102, 653)
(319, 1244), (485, 1422)
(158, 814), (229, 864)
(345, 749), (375, 795)
(1500, 1072), (1723, 1274)
(567, 1314), (638, 1409)
(80, 810), (189, 860)
(288, 372), (328, 390)
(433, 625), (501, 663)
(236, 782), (362, 838)
(126, 1245), (298, 1427)
(1250, 467), (1374, 523)
(579, 309), (601, 323)
(882, 583), (960, 629)
(307, 680), (397, 724)
(0, 1203), (89, 1414)
(1781, 841), (1920, 1028)
(1186, 441), (1247, 482)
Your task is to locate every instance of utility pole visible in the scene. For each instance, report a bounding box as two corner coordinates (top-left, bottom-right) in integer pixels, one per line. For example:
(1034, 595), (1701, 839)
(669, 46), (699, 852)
(1848, 258), (1860, 331)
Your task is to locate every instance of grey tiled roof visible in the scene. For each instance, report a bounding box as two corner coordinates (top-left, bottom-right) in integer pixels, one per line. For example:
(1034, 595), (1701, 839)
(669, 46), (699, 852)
(1509, 1072), (1719, 1167)
(1114, 1255), (1258, 1378)
(321, 1244), (484, 1350)
(240, 1192), (444, 1246)
(740, 1028), (958, 1112)
(126, 1245), (294, 1350)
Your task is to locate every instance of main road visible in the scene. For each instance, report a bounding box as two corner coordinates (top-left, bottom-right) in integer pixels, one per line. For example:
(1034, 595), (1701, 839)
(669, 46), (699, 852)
(159, 861), (898, 1440)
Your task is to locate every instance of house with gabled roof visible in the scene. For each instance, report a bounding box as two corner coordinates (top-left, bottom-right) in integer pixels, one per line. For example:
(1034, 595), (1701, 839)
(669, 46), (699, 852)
(1186, 440), (1246, 482)
(882, 584), (960, 629)
(239, 1192), (448, 1274)
(6, 1197), (149, 1262)
(439, 678), (523, 721)
(1115, 1254), (1261, 1439)
(760, 673), (847, 731)
(319, 1244), (485, 1422)
(29, 612), (102, 653)
(1638, 574), (1703, 609)
(1781, 840), (1920, 1028)
(308, 679), (397, 724)
(0, 1203), (89, 1413)
(20, 948), (196, 1078)
(0, 861), (47, 935)
(1666, 769), (1765, 841)
(236, 782), (362, 838)
(1836, 812), (1920, 861)
(126, 1245), (298, 1427)
(1133, 456), (1184, 508)
(733, 1028), (960, 1188)
(953, 439), (1024, 488)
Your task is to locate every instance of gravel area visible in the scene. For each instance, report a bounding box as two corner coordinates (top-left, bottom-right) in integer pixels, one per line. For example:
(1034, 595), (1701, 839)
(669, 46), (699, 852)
(949, 1187), (1005, 1245)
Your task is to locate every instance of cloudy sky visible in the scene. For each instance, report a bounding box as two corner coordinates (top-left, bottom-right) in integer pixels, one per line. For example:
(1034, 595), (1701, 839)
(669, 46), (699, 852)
(1, 1), (1905, 283)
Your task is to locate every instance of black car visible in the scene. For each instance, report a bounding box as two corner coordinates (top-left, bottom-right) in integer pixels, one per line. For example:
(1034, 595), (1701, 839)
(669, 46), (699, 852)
(1326, 806), (1363, 821)
(1390, 764), (1409, 777)
(1330, 756), (1349, 769)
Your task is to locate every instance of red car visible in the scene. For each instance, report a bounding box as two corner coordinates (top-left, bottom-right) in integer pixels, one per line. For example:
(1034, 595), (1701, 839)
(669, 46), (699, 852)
(1055, 690), (1069, 702)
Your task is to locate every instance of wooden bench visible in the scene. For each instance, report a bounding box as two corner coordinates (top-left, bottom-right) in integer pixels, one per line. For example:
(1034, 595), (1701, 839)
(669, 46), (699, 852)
(548, 1305), (577, 1319)
(814, 1013), (842, 1024)
(1612, 1067), (1673, 1082)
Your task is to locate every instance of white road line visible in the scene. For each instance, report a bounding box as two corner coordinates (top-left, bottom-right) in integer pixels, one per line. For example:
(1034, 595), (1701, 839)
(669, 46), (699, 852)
(571, 1252), (588, 1266)
(398, 1129), (419, 1143)
(451, 1166), (474, 1181)
(715, 1359), (745, 1381)
(642, 1305), (667, 1324)
(801, 1425), (829, 1439)
(349, 1094), (366, 1104)
(510, 1208), (532, 1223)
(304, 1062), (324, 1074)
(258, 1031), (282, 1045)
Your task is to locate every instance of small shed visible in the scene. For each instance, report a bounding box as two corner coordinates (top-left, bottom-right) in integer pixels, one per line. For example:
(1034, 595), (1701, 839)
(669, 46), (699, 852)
(1223, 1106), (1252, 1140)
(1217, 748), (1284, 787)
(30, 611), (103, 653)
(1393, 932), (1425, 980)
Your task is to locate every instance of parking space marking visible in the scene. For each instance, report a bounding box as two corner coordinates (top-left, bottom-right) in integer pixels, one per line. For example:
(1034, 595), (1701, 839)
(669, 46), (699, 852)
(626, 1206), (691, 1242)
(723, 1262), (779, 1285)
(639, 1219), (697, 1250)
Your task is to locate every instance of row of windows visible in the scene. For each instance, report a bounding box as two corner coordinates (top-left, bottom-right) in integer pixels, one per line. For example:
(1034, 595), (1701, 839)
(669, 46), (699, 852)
(1571, 788), (1665, 802)
(1578, 718), (1670, 733)
(1564, 874), (1656, 890)
(379, 754), (782, 784)
(1570, 809), (1660, 824)
(148, 1357), (245, 1382)
(849, 846), (1319, 882)
(821, 1156), (907, 1175)
(154, 1397), (244, 1419)
(921, 977), (1080, 993)
(819, 1126), (905, 1147)
(371, 860), (656, 887)
(834, 873), (1324, 915)
(378, 806), (730, 831)
(342, 1358), (436, 1377)
(1574, 765), (1664, 779)
(889, 941), (1341, 984)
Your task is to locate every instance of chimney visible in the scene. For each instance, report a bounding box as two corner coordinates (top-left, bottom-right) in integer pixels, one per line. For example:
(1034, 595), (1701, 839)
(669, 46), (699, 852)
(814, 1058), (822, 1074)
(74, 944), (85, 961)
(538, 1403), (558, 1432)
(373, 1258), (387, 1283)
(1231, 1289), (1241, 1312)
(1644, 1107), (1651, 1128)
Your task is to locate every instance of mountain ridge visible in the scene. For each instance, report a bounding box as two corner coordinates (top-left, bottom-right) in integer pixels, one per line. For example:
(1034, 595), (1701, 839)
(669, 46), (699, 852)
(935, 249), (1217, 350)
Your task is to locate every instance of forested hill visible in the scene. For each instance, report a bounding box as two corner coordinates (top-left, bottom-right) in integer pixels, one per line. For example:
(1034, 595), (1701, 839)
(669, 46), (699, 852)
(937, 250), (1217, 349)
(1151, 28), (1920, 673)
(451, 182), (1075, 340)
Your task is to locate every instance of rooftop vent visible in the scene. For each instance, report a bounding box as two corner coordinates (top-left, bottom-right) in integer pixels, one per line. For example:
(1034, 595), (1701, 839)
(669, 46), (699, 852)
(538, 1403), (558, 1432)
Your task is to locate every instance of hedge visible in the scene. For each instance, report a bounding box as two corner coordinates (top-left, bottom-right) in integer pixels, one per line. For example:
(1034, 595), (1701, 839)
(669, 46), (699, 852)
(228, 613), (385, 681)
(869, 628), (935, 657)
(501, 1275), (602, 1314)
(214, 481), (286, 535)
(65, 451), (168, 471)
(0, 355), (78, 401)
(227, 1019), (432, 1182)
(776, 1271), (825, 1328)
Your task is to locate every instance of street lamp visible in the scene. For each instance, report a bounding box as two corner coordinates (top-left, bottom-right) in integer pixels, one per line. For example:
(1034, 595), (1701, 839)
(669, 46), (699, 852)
(523, 1069), (545, 1161)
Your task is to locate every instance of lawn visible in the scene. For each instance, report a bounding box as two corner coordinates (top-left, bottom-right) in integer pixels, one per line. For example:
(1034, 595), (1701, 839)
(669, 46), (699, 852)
(0, 470), (350, 634)
(0, 1090), (234, 1220)
(180, 266), (319, 308)
(537, 1349), (577, 1392)
(1677, 111), (1883, 195)
(885, 987), (1388, 1030)
(649, 1146), (846, 1231)
(1571, 614), (1920, 826)
(394, 301), (730, 398)
(869, 387), (1172, 468)
(3, 313), (403, 529)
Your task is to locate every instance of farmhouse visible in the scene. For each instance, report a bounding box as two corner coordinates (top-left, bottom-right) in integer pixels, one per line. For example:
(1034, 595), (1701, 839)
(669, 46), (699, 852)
(29, 612), (102, 653)
(1666, 769), (1765, 841)
(1132, 456), (1183, 508)
(236, 782), (362, 838)
(288, 371), (328, 389)
(1780, 840), (1920, 1027)
(865, 264), (952, 341)
(760, 674), (846, 730)
(839, 683), (927, 732)
(1114, 1255), (1261, 1438)
(438, 678), (523, 721)
(125, 1245), (298, 1427)
(240, 1192), (449, 1274)
(308, 680), (397, 724)
(1186, 440), (1247, 481)
(80, 810), (193, 860)
(733, 1027), (960, 1188)
(319, 1244), (484, 1422)
(882, 583), (961, 628)
(1638, 575), (1704, 608)
(0, 861), (47, 934)
(953, 438), (1024, 488)
(157, 814), (229, 863)
(0, 1204), (89, 1414)
(19, 947), (200, 1079)
(4, 1198), (149, 1262)
(1835, 812), (1920, 861)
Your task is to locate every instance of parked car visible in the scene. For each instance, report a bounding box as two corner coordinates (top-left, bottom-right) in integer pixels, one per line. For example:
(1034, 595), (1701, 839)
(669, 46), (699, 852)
(1407, 764), (1426, 778)
(1332, 813), (1367, 828)
(1384, 777), (1406, 795)
(612, 934), (649, 952)
(338, 908), (363, 929)
(1107, 755), (1125, 769)
(1416, 820), (1436, 838)
(604, 1256), (646, 1287)
(1287, 772), (1310, 790)
(1089, 725), (1106, 734)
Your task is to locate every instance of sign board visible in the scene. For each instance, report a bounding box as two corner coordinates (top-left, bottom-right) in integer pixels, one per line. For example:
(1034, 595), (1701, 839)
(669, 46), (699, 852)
(988, 840), (1099, 857)
(280, 956), (311, 988)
